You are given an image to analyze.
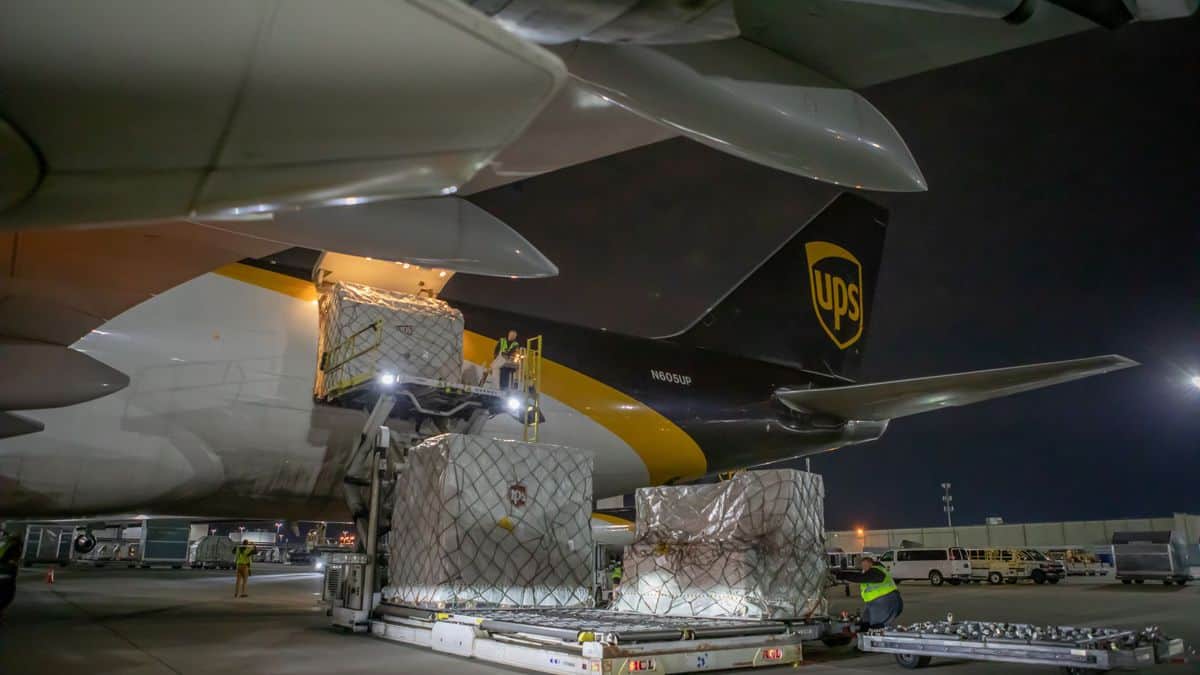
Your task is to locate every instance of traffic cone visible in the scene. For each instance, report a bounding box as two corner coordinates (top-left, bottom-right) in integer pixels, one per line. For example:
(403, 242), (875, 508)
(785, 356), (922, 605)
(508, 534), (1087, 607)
(45, 567), (55, 584)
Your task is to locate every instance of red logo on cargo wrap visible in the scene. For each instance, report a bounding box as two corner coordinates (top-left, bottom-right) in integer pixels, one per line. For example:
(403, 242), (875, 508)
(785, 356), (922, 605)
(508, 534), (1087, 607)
(509, 483), (527, 507)
(395, 325), (414, 336)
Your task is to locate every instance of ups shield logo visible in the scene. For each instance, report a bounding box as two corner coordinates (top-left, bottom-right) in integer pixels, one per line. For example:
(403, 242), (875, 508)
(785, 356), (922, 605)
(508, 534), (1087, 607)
(805, 241), (864, 350)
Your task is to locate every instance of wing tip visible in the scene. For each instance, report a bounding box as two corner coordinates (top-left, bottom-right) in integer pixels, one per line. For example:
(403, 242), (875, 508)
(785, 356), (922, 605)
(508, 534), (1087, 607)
(1100, 354), (1140, 369)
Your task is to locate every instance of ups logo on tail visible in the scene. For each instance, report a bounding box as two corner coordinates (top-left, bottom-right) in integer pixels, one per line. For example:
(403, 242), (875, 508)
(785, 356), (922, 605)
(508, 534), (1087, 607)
(805, 241), (864, 350)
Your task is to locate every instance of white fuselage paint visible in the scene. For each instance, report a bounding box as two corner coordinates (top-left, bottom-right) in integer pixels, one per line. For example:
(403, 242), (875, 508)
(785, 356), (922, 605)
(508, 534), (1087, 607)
(0, 274), (648, 519)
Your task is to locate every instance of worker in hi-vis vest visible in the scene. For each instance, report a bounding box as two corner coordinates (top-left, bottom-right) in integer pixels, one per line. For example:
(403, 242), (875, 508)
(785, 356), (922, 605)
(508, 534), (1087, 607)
(833, 556), (903, 629)
(492, 329), (521, 390)
(233, 540), (256, 598)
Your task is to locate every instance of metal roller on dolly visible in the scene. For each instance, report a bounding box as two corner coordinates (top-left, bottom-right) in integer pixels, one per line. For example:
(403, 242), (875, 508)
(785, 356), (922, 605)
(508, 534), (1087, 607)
(858, 616), (1186, 672)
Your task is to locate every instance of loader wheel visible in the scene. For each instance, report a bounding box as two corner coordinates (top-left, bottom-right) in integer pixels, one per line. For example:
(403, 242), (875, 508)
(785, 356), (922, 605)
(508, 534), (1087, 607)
(988, 572), (1003, 585)
(1121, 579), (1131, 584)
(1134, 579), (1144, 584)
(928, 570), (944, 586)
(895, 653), (932, 669)
(1176, 579), (1188, 586)
(1032, 569), (1046, 585)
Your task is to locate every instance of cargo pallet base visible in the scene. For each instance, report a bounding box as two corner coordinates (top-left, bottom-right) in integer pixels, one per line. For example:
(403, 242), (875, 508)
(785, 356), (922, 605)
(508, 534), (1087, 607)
(365, 605), (850, 674)
(859, 629), (1185, 672)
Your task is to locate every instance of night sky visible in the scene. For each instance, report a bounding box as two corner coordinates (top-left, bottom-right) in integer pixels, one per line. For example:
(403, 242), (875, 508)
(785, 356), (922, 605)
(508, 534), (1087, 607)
(448, 15), (1200, 530)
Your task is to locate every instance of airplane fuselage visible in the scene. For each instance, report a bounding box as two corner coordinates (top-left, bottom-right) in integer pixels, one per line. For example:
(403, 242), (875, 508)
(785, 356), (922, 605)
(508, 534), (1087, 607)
(0, 264), (880, 521)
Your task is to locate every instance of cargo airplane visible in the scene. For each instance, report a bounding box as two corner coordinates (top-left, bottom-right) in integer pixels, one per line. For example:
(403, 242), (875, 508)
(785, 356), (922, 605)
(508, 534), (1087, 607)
(1, 0), (1171, 527)
(0, 195), (1136, 522)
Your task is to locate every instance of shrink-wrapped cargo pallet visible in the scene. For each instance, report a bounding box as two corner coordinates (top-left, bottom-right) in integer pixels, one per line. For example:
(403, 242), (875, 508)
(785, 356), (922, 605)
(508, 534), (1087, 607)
(614, 470), (827, 619)
(383, 434), (593, 608)
(192, 535), (236, 567)
(315, 281), (463, 398)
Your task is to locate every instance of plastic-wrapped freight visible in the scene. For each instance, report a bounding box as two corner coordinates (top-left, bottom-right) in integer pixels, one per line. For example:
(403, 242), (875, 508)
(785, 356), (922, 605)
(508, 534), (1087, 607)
(315, 281), (463, 399)
(191, 535), (236, 568)
(614, 470), (827, 619)
(383, 434), (594, 609)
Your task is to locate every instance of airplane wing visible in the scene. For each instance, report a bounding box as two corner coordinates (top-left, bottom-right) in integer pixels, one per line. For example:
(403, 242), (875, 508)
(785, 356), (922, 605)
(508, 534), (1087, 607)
(775, 355), (1138, 420)
(738, 2), (1096, 90)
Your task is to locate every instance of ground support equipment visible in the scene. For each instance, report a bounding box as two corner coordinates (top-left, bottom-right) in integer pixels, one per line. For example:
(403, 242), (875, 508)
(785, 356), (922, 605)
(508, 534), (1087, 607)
(859, 620), (1185, 672)
(367, 604), (854, 674)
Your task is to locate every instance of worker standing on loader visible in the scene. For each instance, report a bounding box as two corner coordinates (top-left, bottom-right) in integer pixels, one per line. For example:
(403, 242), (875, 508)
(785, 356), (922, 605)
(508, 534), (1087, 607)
(609, 562), (623, 590)
(233, 539), (256, 599)
(493, 329), (521, 390)
(0, 530), (22, 614)
(833, 556), (903, 629)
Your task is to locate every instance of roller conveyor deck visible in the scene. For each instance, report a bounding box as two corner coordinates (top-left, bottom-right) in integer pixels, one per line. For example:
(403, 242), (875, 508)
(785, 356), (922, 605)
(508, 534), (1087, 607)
(858, 620), (1186, 672)
(367, 603), (854, 674)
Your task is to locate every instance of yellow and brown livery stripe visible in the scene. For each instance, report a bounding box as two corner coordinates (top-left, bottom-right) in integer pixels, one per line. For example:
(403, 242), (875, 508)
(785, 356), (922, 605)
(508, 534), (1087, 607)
(216, 262), (707, 485)
(590, 512), (635, 530)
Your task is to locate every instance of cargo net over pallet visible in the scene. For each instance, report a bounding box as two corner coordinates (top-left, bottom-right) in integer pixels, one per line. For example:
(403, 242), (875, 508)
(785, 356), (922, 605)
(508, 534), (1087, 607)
(315, 281), (464, 400)
(384, 434), (594, 609)
(615, 470), (828, 620)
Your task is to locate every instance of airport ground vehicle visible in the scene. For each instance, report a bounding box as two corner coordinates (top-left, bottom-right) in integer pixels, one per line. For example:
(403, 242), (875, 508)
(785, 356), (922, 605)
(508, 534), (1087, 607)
(966, 548), (1062, 585)
(860, 620), (1184, 672)
(877, 548), (970, 586)
(1043, 548), (1106, 576)
(1024, 549), (1066, 581)
(1112, 531), (1193, 586)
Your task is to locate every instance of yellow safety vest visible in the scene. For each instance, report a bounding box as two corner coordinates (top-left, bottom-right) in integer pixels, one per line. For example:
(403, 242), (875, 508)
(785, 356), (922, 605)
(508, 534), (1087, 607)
(235, 546), (254, 566)
(499, 337), (517, 354)
(861, 566), (898, 603)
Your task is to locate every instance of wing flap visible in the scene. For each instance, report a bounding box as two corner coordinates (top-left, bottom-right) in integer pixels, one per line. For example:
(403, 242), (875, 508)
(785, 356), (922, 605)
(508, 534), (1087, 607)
(775, 355), (1137, 420)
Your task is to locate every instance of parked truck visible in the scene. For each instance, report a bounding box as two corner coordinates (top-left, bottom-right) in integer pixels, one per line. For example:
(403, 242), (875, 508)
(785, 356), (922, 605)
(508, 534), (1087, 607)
(1113, 531), (1192, 586)
(966, 548), (1062, 585)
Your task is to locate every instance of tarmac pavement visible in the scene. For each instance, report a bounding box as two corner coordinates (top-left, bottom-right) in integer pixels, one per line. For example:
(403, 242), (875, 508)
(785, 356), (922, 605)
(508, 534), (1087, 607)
(1, 565), (1195, 674)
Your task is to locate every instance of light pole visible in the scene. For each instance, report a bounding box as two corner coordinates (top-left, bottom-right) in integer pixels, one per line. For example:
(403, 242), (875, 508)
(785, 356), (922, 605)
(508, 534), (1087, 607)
(941, 483), (957, 545)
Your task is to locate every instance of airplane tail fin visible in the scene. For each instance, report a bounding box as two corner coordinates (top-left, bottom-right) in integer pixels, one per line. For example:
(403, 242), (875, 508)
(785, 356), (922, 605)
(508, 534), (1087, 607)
(667, 193), (887, 381)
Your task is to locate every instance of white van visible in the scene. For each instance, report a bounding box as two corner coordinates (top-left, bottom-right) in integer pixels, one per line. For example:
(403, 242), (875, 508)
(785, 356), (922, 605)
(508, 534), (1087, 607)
(877, 547), (971, 586)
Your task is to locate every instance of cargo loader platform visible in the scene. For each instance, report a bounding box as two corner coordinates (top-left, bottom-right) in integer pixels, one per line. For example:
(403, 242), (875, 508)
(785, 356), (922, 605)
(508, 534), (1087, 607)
(323, 372), (514, 421)
(858, 620), (1186, 672)
(367, 604), (852, 674)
